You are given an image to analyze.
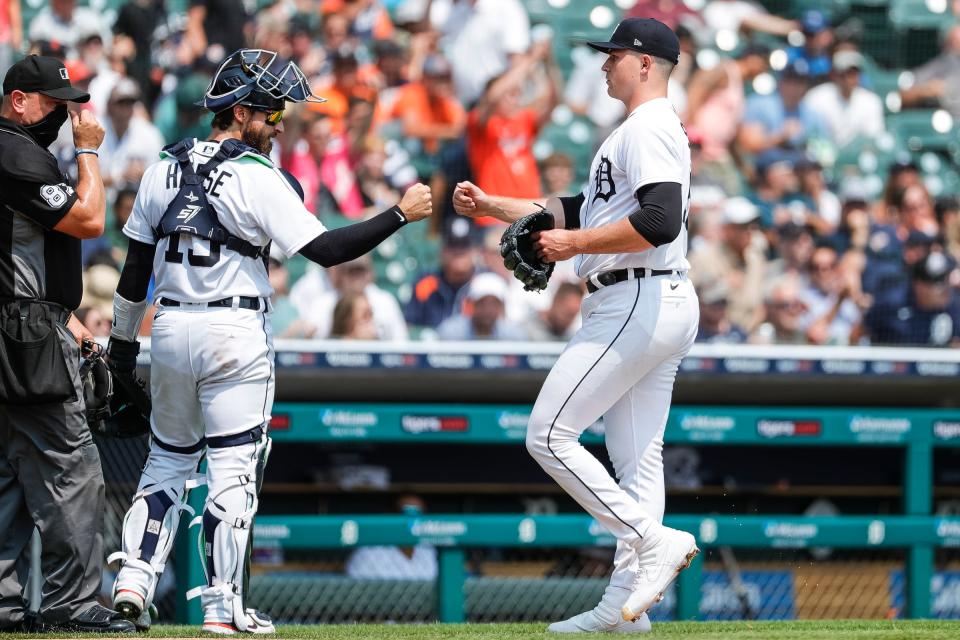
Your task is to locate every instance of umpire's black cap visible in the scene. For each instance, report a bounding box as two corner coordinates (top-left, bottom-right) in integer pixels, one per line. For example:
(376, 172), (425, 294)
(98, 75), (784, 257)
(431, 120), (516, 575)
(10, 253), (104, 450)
(587, 17), (680, 65)
(3, 55), (90, 102)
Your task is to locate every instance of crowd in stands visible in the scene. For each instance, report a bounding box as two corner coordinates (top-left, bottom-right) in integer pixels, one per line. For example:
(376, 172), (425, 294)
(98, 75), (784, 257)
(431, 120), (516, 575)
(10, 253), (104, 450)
(7, 0), (960, 347)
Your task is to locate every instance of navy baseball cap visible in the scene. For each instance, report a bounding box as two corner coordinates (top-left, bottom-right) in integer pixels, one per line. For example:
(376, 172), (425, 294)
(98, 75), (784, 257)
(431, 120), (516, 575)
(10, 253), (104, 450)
(587, 17), (680, 65)
(3, 55), (90, 102)
(801, 10), (828, 34)
(913, 250), (955, 282)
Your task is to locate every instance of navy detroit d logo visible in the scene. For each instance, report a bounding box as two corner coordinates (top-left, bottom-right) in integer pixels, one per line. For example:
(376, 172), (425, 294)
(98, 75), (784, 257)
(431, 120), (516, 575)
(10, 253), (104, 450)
(592, 156), (616, 203)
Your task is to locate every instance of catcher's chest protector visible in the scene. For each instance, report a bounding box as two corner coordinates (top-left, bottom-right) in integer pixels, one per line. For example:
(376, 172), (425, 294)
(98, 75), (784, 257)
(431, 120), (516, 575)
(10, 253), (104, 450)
(154, 139), (265, 259)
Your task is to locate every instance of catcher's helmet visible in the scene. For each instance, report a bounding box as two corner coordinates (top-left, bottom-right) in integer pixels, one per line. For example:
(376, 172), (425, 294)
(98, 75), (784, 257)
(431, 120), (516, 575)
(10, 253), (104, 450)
(200, 48), (325, 114)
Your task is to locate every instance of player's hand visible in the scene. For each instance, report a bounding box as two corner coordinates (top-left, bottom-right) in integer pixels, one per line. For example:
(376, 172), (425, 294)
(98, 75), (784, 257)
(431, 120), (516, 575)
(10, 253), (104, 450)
(453, 181), (492, 218)
(533, 229), (579, 262)
(72, 110), (105, 150)
(398, 183), (432, 222)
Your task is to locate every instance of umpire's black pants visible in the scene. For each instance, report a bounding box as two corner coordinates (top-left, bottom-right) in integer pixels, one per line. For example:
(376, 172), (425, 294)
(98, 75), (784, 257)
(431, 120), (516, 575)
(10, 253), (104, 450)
(0, 305), (105, 625)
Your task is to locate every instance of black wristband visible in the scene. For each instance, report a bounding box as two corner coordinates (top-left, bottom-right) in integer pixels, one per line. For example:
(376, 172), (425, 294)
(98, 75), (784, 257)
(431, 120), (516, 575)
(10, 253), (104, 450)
(107, 337), (140, 372)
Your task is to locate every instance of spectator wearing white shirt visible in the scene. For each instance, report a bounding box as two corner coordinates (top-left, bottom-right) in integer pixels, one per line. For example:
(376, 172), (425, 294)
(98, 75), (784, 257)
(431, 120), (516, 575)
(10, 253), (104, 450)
(431, 0), (531, 106)
(27, 0), (110, 57)
(480, 225), (579, 326)
(346, 495), (438, 580)
(436, 272), (527, 341)
(100, 77), (164, 191)
(701, 0), (798, 38)
(802, 50), (885, 149)
(527, 282), (584, 342)
(298, 255), (409, 341)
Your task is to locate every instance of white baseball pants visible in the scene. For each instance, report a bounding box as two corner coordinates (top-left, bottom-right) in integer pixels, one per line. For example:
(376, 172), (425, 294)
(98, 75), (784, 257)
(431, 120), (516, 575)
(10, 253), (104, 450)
(150, 305), (275, 446)
(525, 273), (698, 588)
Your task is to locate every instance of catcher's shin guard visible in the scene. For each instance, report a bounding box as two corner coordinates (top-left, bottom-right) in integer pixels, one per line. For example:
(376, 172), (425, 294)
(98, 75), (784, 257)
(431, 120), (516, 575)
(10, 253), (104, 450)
(188, 427), (272, 632)
(111, 443), (205, 619)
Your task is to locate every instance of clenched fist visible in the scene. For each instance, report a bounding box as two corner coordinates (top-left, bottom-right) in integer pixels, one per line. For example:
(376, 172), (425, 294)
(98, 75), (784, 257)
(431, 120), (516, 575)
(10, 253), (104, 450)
(398, 183), (432, 222)
(452, 181), (491, 218)
(72, 110), (105, 150)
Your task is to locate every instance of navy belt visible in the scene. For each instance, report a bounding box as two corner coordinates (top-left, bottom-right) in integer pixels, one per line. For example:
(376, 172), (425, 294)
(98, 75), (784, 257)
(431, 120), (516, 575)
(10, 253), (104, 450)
(158, 296), (265, 311)
(586, 268), (675, 293)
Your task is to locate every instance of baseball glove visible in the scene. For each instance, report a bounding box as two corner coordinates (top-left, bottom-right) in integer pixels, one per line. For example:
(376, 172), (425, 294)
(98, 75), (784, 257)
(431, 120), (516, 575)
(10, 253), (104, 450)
(81, 338), (151, 438)
(500, 206), (555, 292)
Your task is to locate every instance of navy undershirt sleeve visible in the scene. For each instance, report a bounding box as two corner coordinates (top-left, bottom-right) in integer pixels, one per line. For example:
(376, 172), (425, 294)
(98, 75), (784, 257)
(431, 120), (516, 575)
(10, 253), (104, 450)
(116, 239), (157, 302)
(298, 206), (406, 267)
(558, 193), (584, 229)
(626, 182), (683, 247)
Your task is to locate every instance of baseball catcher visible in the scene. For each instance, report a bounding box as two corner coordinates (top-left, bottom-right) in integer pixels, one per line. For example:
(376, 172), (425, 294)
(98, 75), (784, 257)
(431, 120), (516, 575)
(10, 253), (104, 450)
(106, 47), (432, 635)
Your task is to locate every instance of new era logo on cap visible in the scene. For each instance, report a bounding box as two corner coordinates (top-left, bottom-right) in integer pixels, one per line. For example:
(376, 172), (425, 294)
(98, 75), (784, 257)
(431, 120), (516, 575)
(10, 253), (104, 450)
(634, 39), (643, 47)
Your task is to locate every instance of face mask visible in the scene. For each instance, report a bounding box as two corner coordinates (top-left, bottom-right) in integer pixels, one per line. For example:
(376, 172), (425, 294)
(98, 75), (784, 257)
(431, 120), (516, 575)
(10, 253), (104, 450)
(24, 105), (68, 148)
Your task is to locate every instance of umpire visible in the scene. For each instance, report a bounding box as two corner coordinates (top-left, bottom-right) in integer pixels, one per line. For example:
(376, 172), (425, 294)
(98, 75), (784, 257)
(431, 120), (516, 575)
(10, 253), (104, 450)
(0, 56), (135, 633)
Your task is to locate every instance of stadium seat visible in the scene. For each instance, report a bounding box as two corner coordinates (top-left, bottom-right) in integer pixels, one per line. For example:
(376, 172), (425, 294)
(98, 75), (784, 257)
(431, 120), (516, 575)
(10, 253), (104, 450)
(847, 2), (900, 68)
(536, 111), (597, 186)
(888, 0), (947, 67)
(888, 0), (949, 30)
(887, 109), (956, 154)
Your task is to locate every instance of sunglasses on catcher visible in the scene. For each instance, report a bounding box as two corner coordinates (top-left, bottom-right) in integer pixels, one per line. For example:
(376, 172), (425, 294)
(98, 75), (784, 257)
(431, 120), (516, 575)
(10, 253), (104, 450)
(251, 107), (284, 126)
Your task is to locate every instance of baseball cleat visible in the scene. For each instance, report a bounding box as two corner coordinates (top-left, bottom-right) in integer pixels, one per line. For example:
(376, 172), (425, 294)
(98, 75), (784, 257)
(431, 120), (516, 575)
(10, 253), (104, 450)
(548, 608), (651, 633)
(202, 609), (276, 634)
(114, 589), (144, 621)
(621, 527), (699, 623)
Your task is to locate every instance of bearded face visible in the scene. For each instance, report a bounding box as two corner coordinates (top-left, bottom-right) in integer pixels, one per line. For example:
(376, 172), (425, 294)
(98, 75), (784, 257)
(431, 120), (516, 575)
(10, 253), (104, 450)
(241, 118), (274, 155)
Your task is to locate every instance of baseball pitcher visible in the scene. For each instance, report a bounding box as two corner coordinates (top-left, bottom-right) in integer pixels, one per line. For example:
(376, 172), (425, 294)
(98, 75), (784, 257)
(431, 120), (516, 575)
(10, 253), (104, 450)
(454, 18), (698, 634)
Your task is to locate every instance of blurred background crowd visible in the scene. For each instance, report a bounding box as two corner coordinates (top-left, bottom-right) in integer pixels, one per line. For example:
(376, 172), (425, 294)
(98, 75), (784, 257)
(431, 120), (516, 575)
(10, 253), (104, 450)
(7, 0), (960, 347)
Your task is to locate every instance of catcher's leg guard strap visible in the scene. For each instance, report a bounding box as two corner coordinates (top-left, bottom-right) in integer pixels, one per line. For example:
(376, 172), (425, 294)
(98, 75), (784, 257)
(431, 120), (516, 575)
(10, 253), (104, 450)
(153, 433), (207, 454)
(206, 425), (265, 449)
(113, 444), (204, 606)
(192, 427), (271, 631)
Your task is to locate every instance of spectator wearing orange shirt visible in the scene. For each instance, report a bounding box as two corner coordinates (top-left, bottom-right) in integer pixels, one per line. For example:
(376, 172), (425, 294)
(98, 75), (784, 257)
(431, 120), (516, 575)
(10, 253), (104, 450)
(322, 0), (394, 43)
(310, 49), (378, 128)
(393, 54), (466, 156)
(466, 38), (560, 210)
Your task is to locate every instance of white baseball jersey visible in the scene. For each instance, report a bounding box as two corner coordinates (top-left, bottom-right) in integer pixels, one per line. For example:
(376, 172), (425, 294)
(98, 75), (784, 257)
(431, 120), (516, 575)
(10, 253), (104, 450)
(124, 139), (326, 302)
(575, 97), (691, 279)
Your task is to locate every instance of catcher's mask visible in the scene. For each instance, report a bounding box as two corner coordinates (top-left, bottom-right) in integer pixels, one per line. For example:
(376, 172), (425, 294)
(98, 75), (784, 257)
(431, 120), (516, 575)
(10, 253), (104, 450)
(199, 49), (326, 115)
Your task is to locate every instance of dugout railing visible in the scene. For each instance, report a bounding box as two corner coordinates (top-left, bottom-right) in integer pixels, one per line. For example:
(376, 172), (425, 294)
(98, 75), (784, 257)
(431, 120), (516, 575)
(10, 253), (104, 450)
(169, 401), (960, 623)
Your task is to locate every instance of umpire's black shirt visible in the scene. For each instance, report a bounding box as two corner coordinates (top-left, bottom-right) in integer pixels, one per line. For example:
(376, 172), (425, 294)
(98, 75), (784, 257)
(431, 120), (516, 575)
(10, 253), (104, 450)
(0, 116), (81, 309)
